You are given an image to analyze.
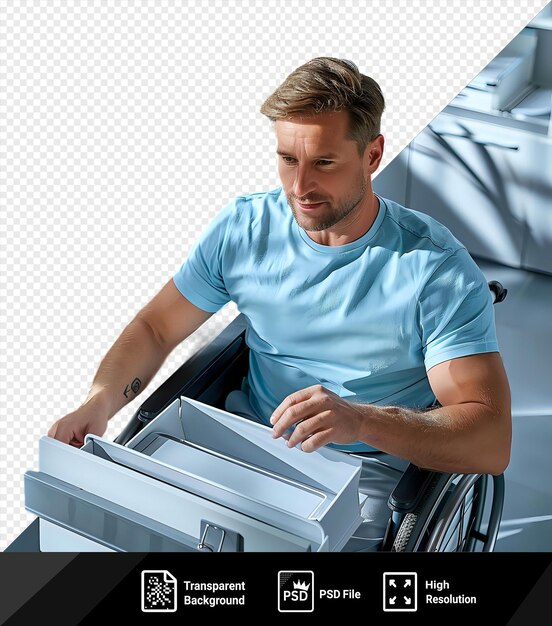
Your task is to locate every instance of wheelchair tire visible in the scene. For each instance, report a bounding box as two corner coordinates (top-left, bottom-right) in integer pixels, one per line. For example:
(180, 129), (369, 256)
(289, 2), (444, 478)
(391, 513), (418, 552)
(391, 471), (454, 552)
(391, 473), (495, 552)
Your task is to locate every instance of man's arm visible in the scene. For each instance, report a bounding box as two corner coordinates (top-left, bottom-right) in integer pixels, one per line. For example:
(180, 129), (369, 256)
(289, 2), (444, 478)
(48, 278), (213, 446)
(270, 352), (512, 475)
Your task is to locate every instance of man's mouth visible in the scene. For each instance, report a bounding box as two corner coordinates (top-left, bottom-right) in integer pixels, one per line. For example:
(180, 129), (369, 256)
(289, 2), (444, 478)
(296, 201), (326, 211)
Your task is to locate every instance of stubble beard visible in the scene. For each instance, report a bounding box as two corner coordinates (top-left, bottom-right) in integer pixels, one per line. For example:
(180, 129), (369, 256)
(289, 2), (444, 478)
(287, 174), (368, 232)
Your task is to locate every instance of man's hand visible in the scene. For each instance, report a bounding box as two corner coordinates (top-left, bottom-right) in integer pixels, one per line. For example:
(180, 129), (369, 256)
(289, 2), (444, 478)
(48, 397), (110, 447)
(270, 384), (366, 452)
(269, 353), (511, 473)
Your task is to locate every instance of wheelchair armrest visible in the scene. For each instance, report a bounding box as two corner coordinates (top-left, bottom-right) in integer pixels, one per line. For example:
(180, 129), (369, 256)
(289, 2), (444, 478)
(114, 314), (249, 445)
(387, 463), (450, 515)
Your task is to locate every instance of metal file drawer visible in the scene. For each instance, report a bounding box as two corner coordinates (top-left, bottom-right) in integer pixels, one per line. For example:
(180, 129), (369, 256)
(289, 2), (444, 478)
(25, 397), (366, 552)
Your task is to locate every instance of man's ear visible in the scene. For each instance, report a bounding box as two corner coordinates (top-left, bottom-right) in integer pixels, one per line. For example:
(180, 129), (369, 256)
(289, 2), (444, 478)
(364, 134), (384, 174)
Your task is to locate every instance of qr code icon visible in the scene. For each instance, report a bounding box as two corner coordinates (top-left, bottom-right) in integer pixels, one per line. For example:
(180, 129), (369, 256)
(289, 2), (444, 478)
(141, 570), (177, 612)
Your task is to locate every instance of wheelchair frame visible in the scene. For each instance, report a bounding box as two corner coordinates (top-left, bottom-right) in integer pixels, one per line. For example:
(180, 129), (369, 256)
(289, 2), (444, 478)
(115, 281), (508, 552)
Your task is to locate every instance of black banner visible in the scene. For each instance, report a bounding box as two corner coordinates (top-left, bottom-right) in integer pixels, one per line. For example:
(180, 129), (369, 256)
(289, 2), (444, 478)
(0, 552), (550, 624)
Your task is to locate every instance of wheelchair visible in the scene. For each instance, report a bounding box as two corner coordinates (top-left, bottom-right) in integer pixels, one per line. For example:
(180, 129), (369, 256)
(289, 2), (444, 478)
(114, 281), (508, 553)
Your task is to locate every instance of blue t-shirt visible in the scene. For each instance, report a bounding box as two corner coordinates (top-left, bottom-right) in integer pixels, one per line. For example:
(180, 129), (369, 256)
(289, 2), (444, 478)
(173, 187), (499, 451)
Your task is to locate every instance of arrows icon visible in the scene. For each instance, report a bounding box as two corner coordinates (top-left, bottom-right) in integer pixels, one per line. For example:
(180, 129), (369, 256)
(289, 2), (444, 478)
(383, 572), (417, 612)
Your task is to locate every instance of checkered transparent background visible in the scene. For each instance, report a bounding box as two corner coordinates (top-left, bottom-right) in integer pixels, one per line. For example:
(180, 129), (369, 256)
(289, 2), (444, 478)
(1, 0), (547, 549)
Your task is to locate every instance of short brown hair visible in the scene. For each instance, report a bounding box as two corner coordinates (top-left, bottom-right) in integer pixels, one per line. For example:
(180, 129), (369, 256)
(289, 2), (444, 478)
(260, 57), (385, 155)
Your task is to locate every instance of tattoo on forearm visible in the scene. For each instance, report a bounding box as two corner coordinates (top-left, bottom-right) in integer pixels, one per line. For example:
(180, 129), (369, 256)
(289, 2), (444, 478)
(123, 377), (142, 398)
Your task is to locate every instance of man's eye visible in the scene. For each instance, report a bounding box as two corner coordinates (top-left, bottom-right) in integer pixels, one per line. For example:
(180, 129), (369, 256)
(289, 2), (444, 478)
(318, 160), (333, 166)
(282, 156), (296, 164)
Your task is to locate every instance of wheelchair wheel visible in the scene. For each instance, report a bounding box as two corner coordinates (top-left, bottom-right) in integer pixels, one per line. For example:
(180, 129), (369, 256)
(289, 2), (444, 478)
(392, 473), (504, 552)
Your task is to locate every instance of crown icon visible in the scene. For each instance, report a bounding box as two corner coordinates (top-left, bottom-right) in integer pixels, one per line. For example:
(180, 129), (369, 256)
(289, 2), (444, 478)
(293, 580), (310, 591)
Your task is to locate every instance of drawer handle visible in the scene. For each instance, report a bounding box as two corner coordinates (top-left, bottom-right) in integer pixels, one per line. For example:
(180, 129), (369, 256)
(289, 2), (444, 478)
(197, 520), (244, 552)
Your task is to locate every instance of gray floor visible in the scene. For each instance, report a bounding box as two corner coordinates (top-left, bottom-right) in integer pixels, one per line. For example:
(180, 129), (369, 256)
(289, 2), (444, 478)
(477, 258), (552, 551)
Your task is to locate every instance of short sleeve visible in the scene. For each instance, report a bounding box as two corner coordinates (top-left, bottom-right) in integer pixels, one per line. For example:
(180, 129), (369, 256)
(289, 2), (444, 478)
(418, 248), (499, 371)
(172, 200), (235, 313)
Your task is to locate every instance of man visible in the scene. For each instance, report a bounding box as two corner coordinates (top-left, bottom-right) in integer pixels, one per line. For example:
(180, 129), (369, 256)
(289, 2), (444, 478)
(49, 57), (511, 481)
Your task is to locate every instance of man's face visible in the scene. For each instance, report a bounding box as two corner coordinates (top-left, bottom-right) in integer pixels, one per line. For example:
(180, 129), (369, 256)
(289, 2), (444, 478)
(275, 110), (375, 234)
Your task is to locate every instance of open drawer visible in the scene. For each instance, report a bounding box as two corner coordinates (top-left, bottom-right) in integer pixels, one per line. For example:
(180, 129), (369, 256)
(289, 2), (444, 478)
(24, 397), (366, 552)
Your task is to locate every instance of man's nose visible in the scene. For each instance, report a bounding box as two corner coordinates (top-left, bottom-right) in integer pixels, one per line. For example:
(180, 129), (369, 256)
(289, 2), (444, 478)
(293, 164), (316, 199)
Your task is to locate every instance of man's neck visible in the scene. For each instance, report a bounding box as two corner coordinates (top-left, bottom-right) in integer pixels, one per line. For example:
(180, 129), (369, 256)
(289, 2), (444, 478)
(306, 191), (380, 247)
